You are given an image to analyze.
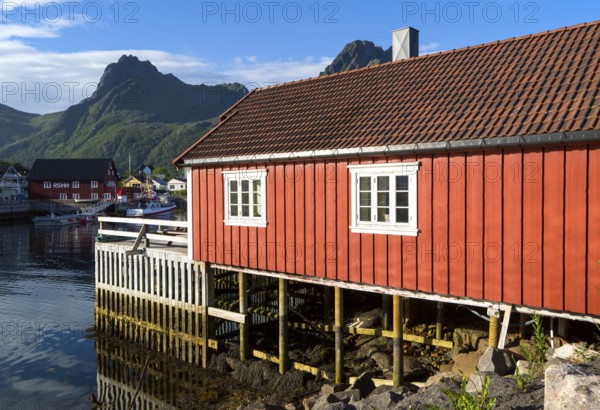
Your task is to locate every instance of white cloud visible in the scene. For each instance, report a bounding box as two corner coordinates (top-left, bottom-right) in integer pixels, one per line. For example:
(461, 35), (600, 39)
(420, 42), (443, 55)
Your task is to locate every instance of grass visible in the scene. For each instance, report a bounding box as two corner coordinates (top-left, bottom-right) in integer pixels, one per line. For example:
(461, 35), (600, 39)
(514, 313), (547, 391)
(435, 375), (497, 410)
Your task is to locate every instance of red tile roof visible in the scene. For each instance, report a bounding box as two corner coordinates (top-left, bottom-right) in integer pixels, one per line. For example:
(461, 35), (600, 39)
(176, 21), (600, 165)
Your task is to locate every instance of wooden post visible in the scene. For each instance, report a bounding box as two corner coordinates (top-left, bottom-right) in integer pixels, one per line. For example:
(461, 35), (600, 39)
(279, 278), (289, 374)
(334, 287), (344, 384)
(519, 313), (528, 339)
(489, 316), (499, 348)
(382, 295), (392, 331)
(239, 272), (250, 361)
(201, 262), (215, 368)
(324, 286), (331, 325)
(393, 295), (404, 387)
(436, 302), (444, 340)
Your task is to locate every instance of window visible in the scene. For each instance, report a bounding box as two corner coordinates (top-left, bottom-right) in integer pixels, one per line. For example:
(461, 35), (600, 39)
(223, 170), (267, 227)
(107, 181), (115, 187)
(73, 181), (79, 188)
(91, 181), (98, 188)
(349, 162), (419, 236)
(59, 193), (67, 200)
(73, 193), (80, 200)
(91, 193), (98, 200)
(104, 193), (111, 200)
(44, 181), (51, 189)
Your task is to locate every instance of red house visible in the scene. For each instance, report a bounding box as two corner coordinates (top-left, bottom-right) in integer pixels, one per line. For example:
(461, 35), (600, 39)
(28, 158), (119, 202)
(175, 22), (600, 323)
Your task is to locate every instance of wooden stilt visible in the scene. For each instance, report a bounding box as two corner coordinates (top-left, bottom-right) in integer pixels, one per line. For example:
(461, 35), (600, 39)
(557, 318), (570, 339)
(201, 262), (215, 368)
(334, 286), (344, 384)
(279, 278), (289, 374)
(324, 286), (331, 325)
(393, 295), (404, 387)
(519, 313), (528, 339)
(436, 302), (444, 340)
(489, 316), (499, 348)
(382, 295), (392, 331)
(239, 272), (250, 361)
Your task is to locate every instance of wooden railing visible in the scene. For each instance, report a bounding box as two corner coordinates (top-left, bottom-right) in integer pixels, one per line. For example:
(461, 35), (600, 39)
(98, 216), (188, 248)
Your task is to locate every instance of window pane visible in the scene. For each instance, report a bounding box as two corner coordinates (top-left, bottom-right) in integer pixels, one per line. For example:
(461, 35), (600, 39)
(253, 179), (261, 192)
(231, 205), (238, 216)
(242, 205), (250, 217)
(253, 204), (262, 217)
(230, 180), (238, 192)
(230, 193), (238, 206)
(359, 176), (371, 191)
(377, 192), (389, 206)
(377, 207), (390, 222)
(396, 192), (408, 207)
(396, 175), (408, 191)
(359, 207), (370, 222)
(377, 176), (389, 190)
(396, 208), (409, 223)
(241, 193), (249, 205)
(252, 192), (262, 216)
(359, 192), (371, 206)
(241, 180), (249, 192)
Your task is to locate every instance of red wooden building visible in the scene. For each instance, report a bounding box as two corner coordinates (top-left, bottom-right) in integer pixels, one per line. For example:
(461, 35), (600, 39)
(175, 22), (600, 322)
(28, 158), (119, 201)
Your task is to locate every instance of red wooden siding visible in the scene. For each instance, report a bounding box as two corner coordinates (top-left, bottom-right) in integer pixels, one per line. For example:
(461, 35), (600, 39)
(191, 144), (600, 317)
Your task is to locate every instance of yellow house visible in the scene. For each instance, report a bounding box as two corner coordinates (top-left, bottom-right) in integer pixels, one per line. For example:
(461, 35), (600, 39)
(121, 175), (142, 188)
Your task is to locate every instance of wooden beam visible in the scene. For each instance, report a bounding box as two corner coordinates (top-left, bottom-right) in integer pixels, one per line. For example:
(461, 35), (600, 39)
(436, 302), (444, 340)
(498, 305), (512, 349)
(335, 286), (344, 384)
(126, 225), (147, 256)
(278, 278), (289, 374)
(201, 263), (215, 368)
(393, 295), (404, 387)
(239, 272), (249, 361)
(207, 307), (246, 324)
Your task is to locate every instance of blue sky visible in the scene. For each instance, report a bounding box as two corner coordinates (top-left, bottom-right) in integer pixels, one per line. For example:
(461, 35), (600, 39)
(0, 0), (598, 114)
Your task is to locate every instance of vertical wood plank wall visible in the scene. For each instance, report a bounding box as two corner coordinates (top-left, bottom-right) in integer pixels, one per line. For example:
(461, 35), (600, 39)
(191, 144), (600, 317)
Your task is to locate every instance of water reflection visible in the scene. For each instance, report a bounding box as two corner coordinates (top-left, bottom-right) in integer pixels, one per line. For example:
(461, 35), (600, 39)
(0, 221), (97, 408)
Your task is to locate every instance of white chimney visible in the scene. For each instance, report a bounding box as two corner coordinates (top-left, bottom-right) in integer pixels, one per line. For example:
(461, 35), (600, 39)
(392, 27), (419, 61)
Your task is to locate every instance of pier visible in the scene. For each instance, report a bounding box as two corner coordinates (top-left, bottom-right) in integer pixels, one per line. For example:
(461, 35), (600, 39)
(95, 217), (454, 386)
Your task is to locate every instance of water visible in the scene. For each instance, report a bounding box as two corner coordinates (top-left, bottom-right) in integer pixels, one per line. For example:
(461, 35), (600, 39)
(0, 222), (97, 408)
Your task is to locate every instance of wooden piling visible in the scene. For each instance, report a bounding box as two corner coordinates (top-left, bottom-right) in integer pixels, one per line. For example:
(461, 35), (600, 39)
(488, 315), (499, 348)
(201, 262), (215, 368)
(393, 295), (404, 387)
(382, 295), (392, 331)
(239, 272), (249, 361)
(436, 302), (444, 340)
(324, 286), (331, 325)
(334, 286), (344, 384)
(279, 278), (289, 374)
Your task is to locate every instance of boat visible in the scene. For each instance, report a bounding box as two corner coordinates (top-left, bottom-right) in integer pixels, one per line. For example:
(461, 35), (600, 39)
(126, 199), (176, 217)
(74, 198), (99, 204)
(32, 212), (97, 226)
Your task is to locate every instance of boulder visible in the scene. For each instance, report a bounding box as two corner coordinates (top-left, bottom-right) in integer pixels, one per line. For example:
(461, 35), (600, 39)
(355, 337), (392, 359)
(320, 384), (350, 395)
(370, 351), (391, 372)
(348, 308), (382, 328)
(240, 402), (285, 410)
(477, 347), (515, 376)
(453, 327), (488, 351)
(333, 389), (361, 402)
(354, 391), (404, 410)
(346, 372), (375, 399)
(403, 356), (430, 381)
(516, 360), (530, 376)
(452, 351), (482, 377)
(424, 372), (457, 387)
(552, 343), (600, 363)
(545, 361), (600, 410)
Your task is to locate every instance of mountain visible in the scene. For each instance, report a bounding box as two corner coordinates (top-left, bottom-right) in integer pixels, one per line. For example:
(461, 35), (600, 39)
(0, 55), (248, 172)
(321, 40), (392, 75)
(0, 104), (40, 148)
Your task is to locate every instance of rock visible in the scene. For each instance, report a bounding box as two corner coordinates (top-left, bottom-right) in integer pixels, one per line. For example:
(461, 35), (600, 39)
(403, 356), (430, 381)
(553, 343), (600, 363)
(370, 351), (391, 371)
(320, 384), (350, 395)
(424, 372), (456, 387)
(226, 356), (242, 371)
(545, 361), (600, 410)
(465, 371), (497, 394)
(347, 372), (375, 399)
(208, 352), (228, 373)
(241, 402), (285, 410)
(312, 393), (340, 409)
(355, 391), (403, 410)
(333, 389), (360, 402)
(452, 351), (481, 377)
(302, 396), (317, 410)
(477, 347), (515, 376)
(439, 363), (453, 373)
(348, 308), (382, 328)
(516, 360), (530, 376)
(453, 326), (488, 351)
(355, 337), (392, 359)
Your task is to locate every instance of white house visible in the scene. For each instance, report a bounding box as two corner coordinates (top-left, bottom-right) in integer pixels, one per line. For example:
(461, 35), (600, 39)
(151, 177), (167, 191)
(167, 178), (186, 192)
(0, 165), (27, 201)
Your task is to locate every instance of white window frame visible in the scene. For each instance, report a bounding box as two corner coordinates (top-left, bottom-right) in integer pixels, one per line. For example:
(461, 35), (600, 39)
(73, 193), (80, 200)
(223, 169), (267, 227)
(349, 162), (419, 236)
(91, 193), (98, 200)
(91, 181), (98, 188)
(59, 193), (67, 200)
(44, 181), (51, 189)
(72, 181), (79, 188)
(103, 193), (111, 200)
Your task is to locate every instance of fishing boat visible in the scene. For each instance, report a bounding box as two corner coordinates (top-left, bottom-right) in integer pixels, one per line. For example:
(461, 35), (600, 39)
(126, 199), (176, 217)
(32, 212), (96, 226)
